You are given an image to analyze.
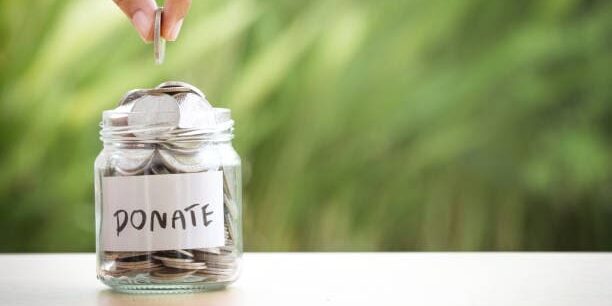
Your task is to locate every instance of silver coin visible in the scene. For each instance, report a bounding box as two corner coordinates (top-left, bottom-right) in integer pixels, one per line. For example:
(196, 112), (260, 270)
(193, 248), (221, 255)
(117, 267), (163, 275)
(225, 213), (236, 241)
(204, 261), (236, 268)
(224, 193), (238, 220)
(117, 89), (148, 106)
(144, 87), (192, 95)
(152, 255), (194, 263)
(114, 166), (145, 176)
(158, 149), (220, 173)
(196, 268), (234, 276)
(156, 81), (205, 99)
(146, 151), (172, 175)
(149, 162), (172, 175)
(154, 249), (195, 258)
(154, 7), (165, 64)
(220, 244), (236, 253)
(174, 92), (216, 129)
(193, 254), (236, 263)
(112, 149), (154, 175)
(177, 249), (194, 257)
(114, 258), (159, 268)
(159, 141), (203, 154)
(128, 94), (180, 137)
(162, 260), (207, 270)
(151, 268), (196, 280)
(104, 251), (150, 259)
(223, 172), (235, 199)
(115, 262), (161, 270)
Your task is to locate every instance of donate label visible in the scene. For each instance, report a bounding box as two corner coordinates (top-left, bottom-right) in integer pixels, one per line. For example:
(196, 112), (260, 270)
(101, 171), (225, 252)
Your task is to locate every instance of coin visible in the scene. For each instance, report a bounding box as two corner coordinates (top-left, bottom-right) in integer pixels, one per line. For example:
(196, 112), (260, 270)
(118, 89), (148, 106)
(146, 151), (172, 175)
(158, 149), (220, 173)
(162, 260), (207, 270)
(112, 149), (154, 176)
(225, 213), (236, 241)
(174, 92), (216, 129)
(149, 161), (172, 175)
(115, 261), (160, 269)
(177, 249), (195, 257)
(224, 193), (238, 220)
(203, 261), (236, 269)
(193, 248), (221, 255)
(128, 94), (180, 137)
(196, 268), (234, 276)
(223, 172), (236, 198)
(154, 7), (165, 64)
(104, 251), (150, 260)
(157, 81), (206, 99)
(145, 87), (192, 96)
(193, 253), (236, 263)
(152, 256), (194, 263)
(151, 268), (196, 280)
(159, 141), (203, 154)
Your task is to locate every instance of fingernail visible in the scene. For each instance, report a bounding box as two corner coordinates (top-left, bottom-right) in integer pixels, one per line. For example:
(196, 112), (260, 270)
(168, 18), (184, 41)
(131, 10), (152, 42)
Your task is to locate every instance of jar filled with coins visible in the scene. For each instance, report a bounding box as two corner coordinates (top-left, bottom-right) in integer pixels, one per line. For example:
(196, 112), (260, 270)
(94, 81), (242, 292)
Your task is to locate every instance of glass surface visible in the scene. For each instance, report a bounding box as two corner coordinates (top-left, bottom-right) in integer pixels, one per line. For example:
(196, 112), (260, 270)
(94, 142), (242, 292)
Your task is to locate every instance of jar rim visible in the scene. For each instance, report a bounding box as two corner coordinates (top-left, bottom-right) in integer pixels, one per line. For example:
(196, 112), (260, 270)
(101, 107), (231, 117)
(99, 107), (234, 145)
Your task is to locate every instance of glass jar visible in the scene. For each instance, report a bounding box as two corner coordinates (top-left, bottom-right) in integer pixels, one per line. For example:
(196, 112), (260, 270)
(94, 82), (242, 292)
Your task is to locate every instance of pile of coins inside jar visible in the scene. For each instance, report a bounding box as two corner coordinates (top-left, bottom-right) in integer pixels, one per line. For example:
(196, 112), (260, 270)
(98, 81), (240, 284)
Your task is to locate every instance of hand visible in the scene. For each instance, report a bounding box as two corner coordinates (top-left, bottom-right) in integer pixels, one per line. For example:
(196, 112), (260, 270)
(113, 0), (192, 42)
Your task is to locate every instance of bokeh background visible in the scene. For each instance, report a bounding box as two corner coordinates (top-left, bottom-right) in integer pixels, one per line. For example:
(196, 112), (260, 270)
(1, 0), (611, 252)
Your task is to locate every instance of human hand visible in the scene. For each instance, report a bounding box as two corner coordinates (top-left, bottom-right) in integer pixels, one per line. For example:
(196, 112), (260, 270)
(113, 0), (192, 42)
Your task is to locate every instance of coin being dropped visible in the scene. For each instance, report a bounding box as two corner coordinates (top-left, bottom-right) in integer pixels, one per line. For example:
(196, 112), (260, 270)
(128, 94), (180, 137)
(154, 8), (165, 64)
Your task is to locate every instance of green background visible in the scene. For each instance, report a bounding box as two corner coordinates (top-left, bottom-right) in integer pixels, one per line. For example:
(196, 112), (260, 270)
(1, 0), (611, 251)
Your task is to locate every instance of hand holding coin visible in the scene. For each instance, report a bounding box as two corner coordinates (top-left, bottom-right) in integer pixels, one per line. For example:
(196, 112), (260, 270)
(113, 0), (192, 42)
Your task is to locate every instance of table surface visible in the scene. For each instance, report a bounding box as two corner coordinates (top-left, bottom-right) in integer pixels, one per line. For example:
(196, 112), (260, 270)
(0, 253), (610, 306)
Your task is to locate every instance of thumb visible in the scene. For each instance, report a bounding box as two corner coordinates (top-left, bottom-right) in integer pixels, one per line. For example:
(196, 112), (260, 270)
(162, 0), (192, 41)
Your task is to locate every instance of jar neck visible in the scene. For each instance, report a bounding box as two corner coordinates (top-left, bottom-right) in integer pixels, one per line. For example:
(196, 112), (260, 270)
(99, 113), (235, 148)
(102, 139), (233, 150)
(100, 126), (234, 148)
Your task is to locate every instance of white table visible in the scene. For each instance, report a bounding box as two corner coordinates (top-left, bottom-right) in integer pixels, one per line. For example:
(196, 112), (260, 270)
(0, 253), (610, 306)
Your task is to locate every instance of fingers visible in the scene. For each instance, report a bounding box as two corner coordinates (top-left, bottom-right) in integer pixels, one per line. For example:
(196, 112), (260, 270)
(114, 0), (157, 42)
(113, 0), (191, 42)
(162, 0), (192, 41)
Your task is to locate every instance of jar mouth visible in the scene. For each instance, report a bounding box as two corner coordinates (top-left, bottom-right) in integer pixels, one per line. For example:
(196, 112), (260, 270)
(102, 107), (231, 118)
(100, 107), (234, 145)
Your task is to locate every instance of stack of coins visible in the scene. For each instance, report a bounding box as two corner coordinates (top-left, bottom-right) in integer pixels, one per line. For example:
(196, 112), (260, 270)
(99, 81), (240, 284)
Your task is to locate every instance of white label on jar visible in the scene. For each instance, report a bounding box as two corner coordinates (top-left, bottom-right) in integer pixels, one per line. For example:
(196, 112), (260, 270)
(101, 171), (224, 252)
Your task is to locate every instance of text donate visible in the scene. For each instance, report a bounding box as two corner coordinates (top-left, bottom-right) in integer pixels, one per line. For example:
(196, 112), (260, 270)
(113, 203), (214, 236)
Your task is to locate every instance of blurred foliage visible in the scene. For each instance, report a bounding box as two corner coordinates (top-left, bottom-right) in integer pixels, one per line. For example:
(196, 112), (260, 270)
(0, 0), (611, 252)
